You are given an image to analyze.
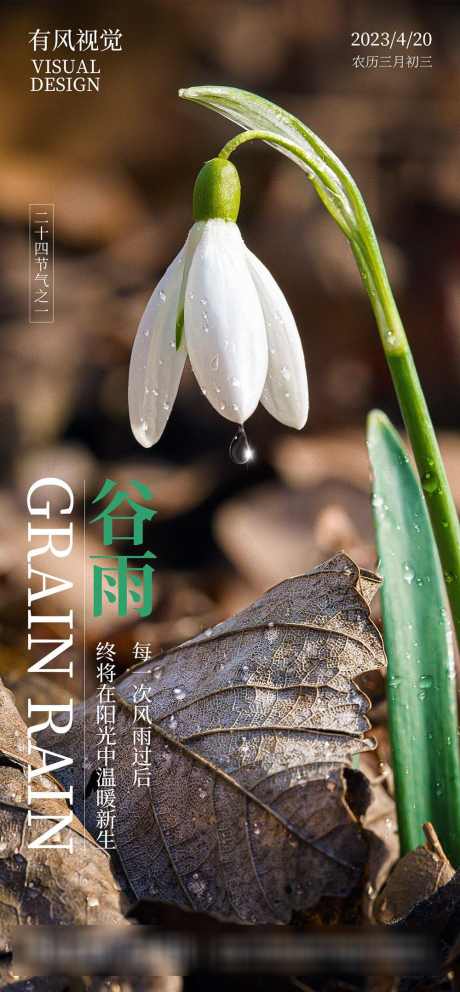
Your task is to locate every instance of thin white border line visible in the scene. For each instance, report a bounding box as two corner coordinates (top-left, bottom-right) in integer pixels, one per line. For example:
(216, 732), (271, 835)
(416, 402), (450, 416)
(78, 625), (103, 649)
(28, 202), (55, 324)
(51, 203), (55, 321)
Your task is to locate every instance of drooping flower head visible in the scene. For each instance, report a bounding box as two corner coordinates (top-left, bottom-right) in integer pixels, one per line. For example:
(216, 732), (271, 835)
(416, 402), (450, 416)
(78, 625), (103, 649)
(128, 156), (308, 448)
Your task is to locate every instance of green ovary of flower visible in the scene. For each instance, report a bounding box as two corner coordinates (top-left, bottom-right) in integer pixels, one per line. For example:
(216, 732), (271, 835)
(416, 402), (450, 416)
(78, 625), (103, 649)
(192, 158), (241, 223)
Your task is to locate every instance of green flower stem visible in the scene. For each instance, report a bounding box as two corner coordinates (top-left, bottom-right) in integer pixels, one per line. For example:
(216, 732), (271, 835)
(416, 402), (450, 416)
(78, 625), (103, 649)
(219, 127), (460, 645)
(219, 130), (353, 236)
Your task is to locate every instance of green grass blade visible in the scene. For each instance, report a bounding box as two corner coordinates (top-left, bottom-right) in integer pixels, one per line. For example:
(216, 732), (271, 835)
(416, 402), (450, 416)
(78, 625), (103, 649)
(367, 410), (460, 865)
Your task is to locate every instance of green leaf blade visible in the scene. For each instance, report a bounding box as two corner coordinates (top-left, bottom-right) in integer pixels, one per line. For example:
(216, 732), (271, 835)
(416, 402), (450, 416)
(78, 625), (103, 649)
(367, 409), (460, 865)
(179, 85), (354, 232)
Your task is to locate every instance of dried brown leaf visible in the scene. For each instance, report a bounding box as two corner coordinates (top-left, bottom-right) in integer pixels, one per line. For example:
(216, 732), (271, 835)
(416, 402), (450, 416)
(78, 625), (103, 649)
(0, 677), (127, 954)
(40, 553), (385, 925)
(359, 750), (399, 919)
(375, 825), (455, 925)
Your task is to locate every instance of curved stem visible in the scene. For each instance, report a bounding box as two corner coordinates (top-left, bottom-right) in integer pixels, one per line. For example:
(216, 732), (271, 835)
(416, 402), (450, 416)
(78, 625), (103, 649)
(219, 130), (353, 236)
(220, 128), (460, 644)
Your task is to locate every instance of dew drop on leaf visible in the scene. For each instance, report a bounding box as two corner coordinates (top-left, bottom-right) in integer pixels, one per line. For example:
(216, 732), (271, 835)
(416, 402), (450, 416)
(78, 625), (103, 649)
(403, 562), (415, 584)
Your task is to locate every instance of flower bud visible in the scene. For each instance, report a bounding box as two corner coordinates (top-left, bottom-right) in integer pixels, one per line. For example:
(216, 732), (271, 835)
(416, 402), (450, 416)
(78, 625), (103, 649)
(192, 157), (241, 222)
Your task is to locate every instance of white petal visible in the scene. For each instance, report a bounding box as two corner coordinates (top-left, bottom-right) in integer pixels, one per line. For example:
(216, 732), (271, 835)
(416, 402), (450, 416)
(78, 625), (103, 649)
(246, 250), (309, 429)
(128, 225), (203, 447)
(184, 219), (268, 424)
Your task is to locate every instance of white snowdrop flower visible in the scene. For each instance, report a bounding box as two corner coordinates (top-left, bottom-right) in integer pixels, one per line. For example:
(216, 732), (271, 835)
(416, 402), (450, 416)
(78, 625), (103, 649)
(129, 157), (308, 448)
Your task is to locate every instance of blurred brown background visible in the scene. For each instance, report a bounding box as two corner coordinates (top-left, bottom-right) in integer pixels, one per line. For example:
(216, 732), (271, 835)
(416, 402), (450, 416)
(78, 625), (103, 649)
(1, 0), (460, 706)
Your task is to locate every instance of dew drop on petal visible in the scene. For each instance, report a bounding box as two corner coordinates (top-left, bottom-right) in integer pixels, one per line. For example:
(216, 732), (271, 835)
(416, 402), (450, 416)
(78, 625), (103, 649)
(281, 366), (290, 381)
(403, 562), (415, 584)
(210, 355), (219, 371)
(159, 291), (166, 302)
(229, 426), (255, 466)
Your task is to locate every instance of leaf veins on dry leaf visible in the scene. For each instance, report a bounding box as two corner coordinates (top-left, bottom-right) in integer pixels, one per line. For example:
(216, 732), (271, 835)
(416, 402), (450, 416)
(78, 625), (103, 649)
(0, 675), (127, 971)
(40, 553), (386, 925)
